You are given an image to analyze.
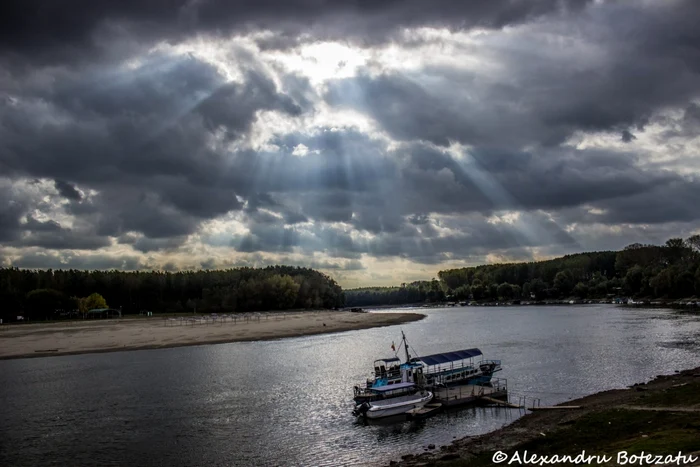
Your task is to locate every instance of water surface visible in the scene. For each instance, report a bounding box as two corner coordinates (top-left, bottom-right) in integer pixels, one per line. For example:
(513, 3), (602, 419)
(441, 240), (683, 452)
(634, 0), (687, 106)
(1, 305), (699, 466)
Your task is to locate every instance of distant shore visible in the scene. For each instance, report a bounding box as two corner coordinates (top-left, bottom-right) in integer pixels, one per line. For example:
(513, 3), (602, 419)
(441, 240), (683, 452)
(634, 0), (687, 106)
(0, 311), (425, 360)
(393, 366), (700, 466)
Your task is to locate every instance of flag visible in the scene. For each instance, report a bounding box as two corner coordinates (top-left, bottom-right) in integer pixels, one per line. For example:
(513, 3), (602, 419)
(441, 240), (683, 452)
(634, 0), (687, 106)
(391, 341), (396, 351)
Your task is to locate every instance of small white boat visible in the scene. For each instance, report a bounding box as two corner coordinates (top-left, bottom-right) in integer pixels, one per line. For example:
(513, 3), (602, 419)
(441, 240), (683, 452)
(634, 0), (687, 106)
(354, 384), (433, 419)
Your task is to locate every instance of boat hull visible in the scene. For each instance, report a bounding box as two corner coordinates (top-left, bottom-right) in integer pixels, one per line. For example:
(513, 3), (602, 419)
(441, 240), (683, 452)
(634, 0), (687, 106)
(362, 392), (433, 419)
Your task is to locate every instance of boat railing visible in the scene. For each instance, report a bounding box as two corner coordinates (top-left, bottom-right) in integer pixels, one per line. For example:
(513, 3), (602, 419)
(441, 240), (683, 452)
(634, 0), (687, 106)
(424, 360), (479, 375)
(489, 377), (508, 393)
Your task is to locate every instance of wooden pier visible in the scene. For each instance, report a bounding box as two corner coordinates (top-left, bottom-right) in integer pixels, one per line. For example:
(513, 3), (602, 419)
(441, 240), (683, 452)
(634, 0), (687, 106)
(480, 396), (523, 408)
(406, 403), (443, 420)
(431, 378), (512, 408)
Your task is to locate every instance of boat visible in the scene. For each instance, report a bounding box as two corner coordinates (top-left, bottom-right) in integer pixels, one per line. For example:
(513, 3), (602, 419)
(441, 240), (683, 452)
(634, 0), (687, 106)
(353, 333), (426, 403)
(411, 348), (502, 388)
(354, 332), (501, 401)
(353, 383), (433, 419)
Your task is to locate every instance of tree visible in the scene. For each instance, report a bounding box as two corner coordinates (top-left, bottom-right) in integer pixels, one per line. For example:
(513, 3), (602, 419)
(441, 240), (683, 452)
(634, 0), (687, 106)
(25, 289), (67, 320)
(650, 269), (673, 297)
(572, 282), (589, 298)
(497, 283), (513, 300)
(623, 265), (644, 296)
(553, 270), (575, 296)
(511, 284), (522, 299)
(686, 234), (700, 253)
(84, 293), (108, 310)
(529, 279), (547, 300)
(470, 284), (485, 300)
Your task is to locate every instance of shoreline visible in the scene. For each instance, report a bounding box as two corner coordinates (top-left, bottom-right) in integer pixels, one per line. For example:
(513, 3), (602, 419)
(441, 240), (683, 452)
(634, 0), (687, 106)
(393, 366), (700, 466)
(0, 311), (425, 361)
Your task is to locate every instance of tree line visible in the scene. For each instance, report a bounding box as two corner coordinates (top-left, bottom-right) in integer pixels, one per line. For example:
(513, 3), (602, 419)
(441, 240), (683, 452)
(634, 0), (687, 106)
(344, 279), (447, 307)
(0, 266), (344, 322)
(345, 236), (700, 306)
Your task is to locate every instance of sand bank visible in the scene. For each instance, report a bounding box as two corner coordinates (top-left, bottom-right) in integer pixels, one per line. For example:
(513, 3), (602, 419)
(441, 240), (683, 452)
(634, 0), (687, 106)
(0, 311), (424, 360)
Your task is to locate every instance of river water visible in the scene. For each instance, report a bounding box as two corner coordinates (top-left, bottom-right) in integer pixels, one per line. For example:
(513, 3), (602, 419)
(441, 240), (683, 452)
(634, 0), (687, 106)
(2, 305), (699, 466)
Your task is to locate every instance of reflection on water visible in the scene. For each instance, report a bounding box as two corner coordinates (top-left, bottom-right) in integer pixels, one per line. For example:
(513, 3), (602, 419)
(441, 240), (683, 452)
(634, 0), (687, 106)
(1, 305), (699, 466)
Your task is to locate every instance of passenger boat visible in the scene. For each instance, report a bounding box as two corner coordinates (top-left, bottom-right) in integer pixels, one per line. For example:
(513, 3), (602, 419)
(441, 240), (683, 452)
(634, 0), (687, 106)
(353, 332), (501, 402)
(412, 349), (502, 388)
(352, 383), (433, 419)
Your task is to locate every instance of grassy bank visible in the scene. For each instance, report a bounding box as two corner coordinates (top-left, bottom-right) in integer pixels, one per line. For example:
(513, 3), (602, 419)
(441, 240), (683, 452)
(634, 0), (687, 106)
(395, 368), (700, 466)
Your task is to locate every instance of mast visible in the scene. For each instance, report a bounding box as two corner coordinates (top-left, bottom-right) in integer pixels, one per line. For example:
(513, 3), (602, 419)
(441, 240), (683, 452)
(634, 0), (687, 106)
(402, 330), (411, 362)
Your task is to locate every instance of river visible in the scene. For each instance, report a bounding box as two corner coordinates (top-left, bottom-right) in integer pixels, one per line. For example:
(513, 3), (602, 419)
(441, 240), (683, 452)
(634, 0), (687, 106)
(1, 305), (699, 466)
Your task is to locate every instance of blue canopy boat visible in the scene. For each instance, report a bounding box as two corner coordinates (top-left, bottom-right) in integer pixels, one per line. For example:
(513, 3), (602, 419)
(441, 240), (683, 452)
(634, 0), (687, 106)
(411, 348), (501, 387)
(353, 332), (502, 403)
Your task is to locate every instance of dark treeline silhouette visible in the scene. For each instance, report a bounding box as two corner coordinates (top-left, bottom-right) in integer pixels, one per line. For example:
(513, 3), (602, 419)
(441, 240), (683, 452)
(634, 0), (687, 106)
(344, 279), (446, 307)
(346, 236), (700, 306)
(0, 266), (344, 322)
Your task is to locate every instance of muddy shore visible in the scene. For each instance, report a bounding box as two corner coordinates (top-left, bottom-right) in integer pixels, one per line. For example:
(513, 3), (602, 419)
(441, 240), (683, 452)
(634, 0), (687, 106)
(393, 367), (700, 466)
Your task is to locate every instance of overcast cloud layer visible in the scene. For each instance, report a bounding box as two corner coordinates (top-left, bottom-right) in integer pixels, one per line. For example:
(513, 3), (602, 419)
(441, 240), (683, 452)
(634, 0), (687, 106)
(1, 0), (700, 286)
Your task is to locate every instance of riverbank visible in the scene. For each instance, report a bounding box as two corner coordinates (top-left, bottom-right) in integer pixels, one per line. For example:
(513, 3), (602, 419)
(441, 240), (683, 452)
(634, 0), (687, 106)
(393, 367), (700, 466)
(0, 311), (424, 360)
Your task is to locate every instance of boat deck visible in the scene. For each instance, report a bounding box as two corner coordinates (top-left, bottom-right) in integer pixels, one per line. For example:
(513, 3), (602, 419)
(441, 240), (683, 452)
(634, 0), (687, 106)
(406, 403), (443, 420)
(432, 379), (509, 407)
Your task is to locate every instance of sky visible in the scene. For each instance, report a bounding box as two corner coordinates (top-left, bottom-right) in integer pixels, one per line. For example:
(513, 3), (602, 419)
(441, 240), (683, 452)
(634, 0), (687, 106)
(1, 0), (700, 287)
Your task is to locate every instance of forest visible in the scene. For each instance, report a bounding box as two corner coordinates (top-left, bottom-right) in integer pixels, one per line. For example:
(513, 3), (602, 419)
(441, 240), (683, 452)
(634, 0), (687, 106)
(0, 266), (344, 322)
(6, 236), (700, 321)
(344, 236), (700, 307)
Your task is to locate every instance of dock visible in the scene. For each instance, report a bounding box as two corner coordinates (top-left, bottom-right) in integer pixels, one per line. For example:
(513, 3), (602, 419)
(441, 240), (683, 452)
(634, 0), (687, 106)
(480, 396), (523, 408)
(431, 378), (512, 408)
(406, 403), (443, 420)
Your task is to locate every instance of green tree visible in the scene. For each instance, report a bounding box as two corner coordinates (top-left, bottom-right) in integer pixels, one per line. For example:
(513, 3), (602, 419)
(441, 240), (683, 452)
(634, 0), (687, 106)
(470, 284), (485, 300)
(84, 292), (108, 310)
(650, 269), (673, 297)
(529, 278), (547, 300)
(572, 282), (589, 298)
(623, 265), (644, 296)
(497, 283), (513, 300)
(553, 270), (575, 296)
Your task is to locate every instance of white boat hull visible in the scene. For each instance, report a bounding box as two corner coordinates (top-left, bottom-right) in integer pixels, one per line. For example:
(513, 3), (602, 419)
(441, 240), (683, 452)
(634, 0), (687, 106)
(364, 391), (433, 419)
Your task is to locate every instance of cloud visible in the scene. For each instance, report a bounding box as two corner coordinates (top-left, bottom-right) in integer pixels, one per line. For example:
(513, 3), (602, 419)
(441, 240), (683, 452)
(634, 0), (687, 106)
(0, 0), (593, 65)
(54, 180), (82, 200)
(1, 1), (700, 285)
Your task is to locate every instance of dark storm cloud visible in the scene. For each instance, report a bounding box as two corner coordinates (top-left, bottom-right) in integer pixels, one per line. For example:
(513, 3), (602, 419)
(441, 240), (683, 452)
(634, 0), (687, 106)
(569, 179), (700, 226)
(385, 144), (680, 219)
(0, 186), (27, 242)
(54, 180), (82, 200)
(325, 2), (700, 148)
(0, 180), (109, 249)
(0, 53), (306, 244)
(1, 0), (700, 272)
(621, 130), (636, 143)
(0, 0), (592, 64)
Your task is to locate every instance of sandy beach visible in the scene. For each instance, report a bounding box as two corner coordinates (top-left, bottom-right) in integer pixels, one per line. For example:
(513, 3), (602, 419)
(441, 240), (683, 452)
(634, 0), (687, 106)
(0, 311), (424, 360)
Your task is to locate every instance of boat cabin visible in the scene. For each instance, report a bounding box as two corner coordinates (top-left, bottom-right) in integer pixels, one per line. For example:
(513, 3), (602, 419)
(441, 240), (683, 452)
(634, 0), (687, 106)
(369, 381), (417, 398)
(373, 357), (401, 381)
(410, 348), (499, 386)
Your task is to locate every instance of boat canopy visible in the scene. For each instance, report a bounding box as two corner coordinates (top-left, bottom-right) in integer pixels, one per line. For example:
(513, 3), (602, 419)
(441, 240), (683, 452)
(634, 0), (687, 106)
(414, 348), (482, 366)
(371, 382), (415, 392)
